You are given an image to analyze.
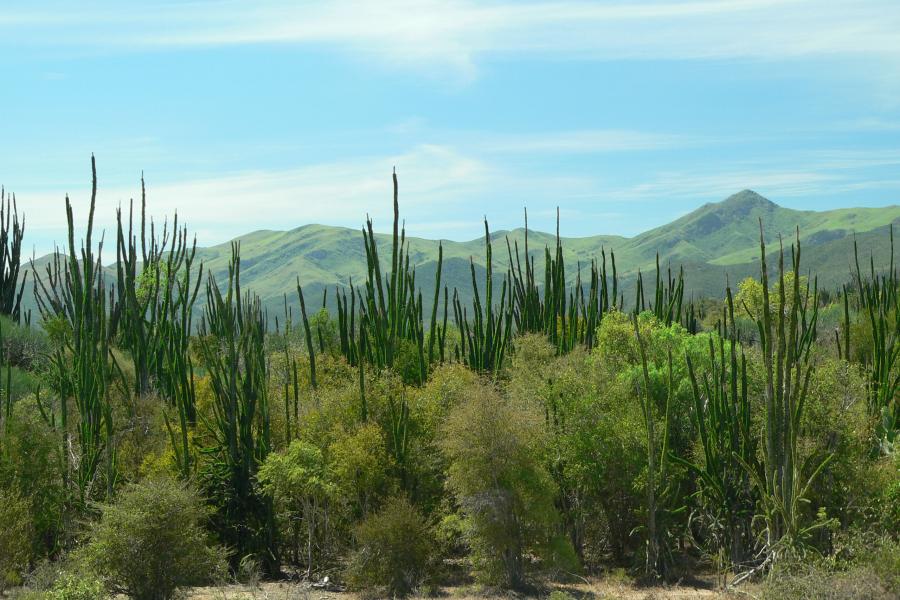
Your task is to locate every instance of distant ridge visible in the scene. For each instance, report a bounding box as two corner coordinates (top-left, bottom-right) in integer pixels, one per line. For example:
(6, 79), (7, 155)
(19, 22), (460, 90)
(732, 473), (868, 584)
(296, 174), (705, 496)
(19, 192), (900, 318)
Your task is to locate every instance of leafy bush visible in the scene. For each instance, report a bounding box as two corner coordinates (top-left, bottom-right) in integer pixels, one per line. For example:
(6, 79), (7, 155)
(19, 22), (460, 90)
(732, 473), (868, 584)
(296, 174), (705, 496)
(81, 476), (228, 600)
(439, 380), (576, 588)
(0, 394), (65, 556)
(258, 439), (337, 572)
(761, 534), (900, 600)
(0, 314), (49, 371)
(0, 486), (33, 590)
(345, 496), (436, 597)
(46, 572), (108, 600)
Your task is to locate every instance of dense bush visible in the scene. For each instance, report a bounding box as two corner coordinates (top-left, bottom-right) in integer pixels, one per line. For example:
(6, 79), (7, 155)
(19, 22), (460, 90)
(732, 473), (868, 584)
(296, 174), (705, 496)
(760, 535), (900, 600)
(345, 496), (436, 597)
(0, 393), (64, 557)
(0, 314), (49, 371)
(81, 476), (228, 600)
(440, 379), (576, 588)
(0, 486), (33, 590)
(258, 439), (337, 572)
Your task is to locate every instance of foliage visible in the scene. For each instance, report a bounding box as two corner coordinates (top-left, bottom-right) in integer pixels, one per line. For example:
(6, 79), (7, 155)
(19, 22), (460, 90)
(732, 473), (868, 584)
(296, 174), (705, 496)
(760, 533), (900, 600)
(439, 379), (575, 588)
(328, 422), (392, 518)
(32, 156), (117, 506)
(0, 393), (65, 558)
(0, 314), (48, 371)
(81, 476), (228, 600)
(44, 572), (107, 600)
(0, 486), (33, 590)
(345, 496), (436, 597)
(258, 439), (337, 573)
(197, 242), (277, 574)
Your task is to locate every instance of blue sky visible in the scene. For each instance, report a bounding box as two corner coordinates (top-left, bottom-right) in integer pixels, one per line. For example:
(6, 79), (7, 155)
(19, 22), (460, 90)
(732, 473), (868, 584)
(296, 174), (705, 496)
(3, 0), (900, 255)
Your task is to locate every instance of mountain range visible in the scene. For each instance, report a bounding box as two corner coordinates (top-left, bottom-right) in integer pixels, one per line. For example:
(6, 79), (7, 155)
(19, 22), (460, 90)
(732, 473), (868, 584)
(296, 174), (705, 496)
(22, 190), (900, 320)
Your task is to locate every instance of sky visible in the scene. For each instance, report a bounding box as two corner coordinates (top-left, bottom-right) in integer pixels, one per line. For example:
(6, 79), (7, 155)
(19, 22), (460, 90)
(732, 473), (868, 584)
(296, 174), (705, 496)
(2, 0), (900, 256)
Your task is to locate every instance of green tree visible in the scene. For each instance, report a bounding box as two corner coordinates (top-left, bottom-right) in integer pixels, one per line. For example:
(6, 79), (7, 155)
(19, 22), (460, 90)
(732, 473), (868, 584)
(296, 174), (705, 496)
(82, 476), (227, 600)
(439, 380), (574, 588)
(346, 496), (436, 597)
(258, 440), (337, 574)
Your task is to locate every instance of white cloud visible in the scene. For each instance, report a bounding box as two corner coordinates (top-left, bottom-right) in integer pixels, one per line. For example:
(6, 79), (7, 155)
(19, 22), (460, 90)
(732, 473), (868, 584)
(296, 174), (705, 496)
(5, 0), (900, 76)
(12, 144), (495, 255)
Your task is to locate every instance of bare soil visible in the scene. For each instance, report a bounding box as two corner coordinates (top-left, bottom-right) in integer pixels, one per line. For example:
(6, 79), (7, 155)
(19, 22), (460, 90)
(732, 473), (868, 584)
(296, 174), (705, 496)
(185, 577), (743, 600)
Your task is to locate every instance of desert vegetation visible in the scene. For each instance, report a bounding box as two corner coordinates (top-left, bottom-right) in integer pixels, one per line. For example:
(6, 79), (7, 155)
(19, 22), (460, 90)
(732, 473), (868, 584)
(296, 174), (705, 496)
(0, 163), (897, 600)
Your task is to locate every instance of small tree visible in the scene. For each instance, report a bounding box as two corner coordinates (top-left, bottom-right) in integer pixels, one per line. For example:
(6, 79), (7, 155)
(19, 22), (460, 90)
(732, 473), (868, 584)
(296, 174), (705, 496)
(439, 381), (574, 588)
(258, 439), (337, 575)
(82, 476), (227, 600)
(345, 496), (435, 597)
(0, 486), (32, 590)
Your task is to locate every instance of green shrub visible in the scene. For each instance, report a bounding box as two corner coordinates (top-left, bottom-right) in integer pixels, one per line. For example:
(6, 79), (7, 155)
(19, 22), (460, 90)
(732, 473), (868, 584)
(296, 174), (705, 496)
(258, 439), (337, 572)
(46, 571), (108, 600)
(0, 486), (33, 590)
(345, 496), (436, 597)
(81, 476), (228, 600)
(761, 534), (900, 600)
(0, 393), (65, 556)
(439, 380), (576, 588)
(0, 314), (49, 371)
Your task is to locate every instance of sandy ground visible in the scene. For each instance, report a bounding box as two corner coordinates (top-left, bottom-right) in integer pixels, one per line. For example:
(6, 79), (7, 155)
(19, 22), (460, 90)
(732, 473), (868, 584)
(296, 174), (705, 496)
(185, 578), (744, 600)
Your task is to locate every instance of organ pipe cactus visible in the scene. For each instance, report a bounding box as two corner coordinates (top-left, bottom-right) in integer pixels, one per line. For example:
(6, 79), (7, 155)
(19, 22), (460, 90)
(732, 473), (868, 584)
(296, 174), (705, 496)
(33, 156), (117, 505)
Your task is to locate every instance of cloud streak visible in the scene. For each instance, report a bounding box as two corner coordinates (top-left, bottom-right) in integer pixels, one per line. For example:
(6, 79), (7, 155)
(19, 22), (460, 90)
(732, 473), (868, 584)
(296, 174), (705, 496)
(5, 0), (900, 75)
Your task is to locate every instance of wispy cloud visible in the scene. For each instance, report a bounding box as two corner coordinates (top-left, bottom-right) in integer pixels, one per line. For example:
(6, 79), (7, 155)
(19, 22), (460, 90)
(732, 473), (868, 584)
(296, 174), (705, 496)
(5, 1), (900, 76)
(14, 144), (496, 254)
(12, 138), (900, 255)
(476, 129), (688, 154)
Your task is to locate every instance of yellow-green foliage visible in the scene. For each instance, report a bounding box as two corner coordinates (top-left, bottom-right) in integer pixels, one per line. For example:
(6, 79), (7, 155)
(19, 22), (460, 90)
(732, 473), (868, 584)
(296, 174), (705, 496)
(439, 378), (575, 588)
(346, 496), (436, 597)
(0, 486), (33, 590)
(0, 394), (63, 558)
(328, 422), (393, 517)
(81, 476), (228, 600)
(735, 272), (809, 321)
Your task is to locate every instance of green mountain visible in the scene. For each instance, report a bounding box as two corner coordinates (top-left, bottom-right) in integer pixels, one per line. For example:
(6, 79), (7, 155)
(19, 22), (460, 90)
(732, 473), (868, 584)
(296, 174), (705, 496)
(20, 190), (900, 320)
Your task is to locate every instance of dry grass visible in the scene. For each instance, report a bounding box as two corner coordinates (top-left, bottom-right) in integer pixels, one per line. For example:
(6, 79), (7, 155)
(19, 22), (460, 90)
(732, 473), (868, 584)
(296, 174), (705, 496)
(185, 576), (736, 600)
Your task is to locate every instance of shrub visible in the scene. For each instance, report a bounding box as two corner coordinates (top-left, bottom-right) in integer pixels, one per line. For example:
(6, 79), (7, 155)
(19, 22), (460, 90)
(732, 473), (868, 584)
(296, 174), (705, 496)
(439, 380), (575, 588)
(0, 394), (65, 556)
(81, 476), (228, 600)
(345, 496), (435, 597)
(258, 439), (337, 572)
(46, 571), (108, 600)
(0, 314), (49, 371)
(0, 486), (33, 590)
(760, 534), (900, 600)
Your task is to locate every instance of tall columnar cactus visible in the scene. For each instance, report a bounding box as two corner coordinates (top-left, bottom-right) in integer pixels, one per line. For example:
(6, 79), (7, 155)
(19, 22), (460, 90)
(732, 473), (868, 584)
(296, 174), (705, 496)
(679, 288), (757, 569)
(850, 229), (899, 448)
(506, 208), (617, 353)
(634, 254), (685, 327)
(33, 156), (117, 505)
(633, 318), (681, 579)
(453, 220), (513, 374)
(0, 189), (26, 322)
(112, 178), (203, 402)
(330, 170), (446, 387)
(745, 223), (830, 563)
(199, 242), (278, 573)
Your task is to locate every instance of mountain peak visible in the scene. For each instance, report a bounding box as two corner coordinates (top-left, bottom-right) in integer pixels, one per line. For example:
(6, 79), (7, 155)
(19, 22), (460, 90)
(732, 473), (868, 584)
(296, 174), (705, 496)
(720, 189), (776, 210)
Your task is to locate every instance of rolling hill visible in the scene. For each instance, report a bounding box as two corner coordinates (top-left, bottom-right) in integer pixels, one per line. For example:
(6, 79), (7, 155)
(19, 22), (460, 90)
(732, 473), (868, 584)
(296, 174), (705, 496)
(19, 190), (900, 321)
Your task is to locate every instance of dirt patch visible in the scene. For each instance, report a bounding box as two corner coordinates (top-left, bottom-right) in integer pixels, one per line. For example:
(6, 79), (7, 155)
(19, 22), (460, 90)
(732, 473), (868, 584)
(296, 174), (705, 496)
(185, 577), (739, 600)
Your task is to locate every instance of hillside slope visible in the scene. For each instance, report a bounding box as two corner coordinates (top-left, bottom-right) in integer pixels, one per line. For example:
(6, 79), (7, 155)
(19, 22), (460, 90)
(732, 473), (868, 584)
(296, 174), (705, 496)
(19, 191), (900, 320)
